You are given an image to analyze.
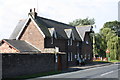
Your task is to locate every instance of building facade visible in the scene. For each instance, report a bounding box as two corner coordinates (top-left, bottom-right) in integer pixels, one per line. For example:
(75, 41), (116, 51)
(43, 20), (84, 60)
(0, 8), (93, 67)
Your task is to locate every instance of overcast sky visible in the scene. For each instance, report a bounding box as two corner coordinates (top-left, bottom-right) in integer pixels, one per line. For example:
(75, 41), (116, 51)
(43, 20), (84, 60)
(0, 0), (119, 40)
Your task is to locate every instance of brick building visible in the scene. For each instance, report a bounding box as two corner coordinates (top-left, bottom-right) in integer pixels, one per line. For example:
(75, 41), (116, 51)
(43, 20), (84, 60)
(0, 8), (93, 67)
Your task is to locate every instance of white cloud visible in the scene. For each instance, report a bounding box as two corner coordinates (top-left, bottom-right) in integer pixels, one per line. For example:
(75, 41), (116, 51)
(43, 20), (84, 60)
(0, 0), (119, 39)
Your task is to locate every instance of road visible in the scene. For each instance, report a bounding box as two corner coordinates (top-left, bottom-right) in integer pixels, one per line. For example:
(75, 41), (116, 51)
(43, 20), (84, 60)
(29, 64), (120, 80)
(29, 63), (120, 80)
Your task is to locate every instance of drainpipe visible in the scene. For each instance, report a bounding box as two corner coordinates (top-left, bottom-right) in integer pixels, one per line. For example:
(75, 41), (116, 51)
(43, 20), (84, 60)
(54, 47), (58, 71)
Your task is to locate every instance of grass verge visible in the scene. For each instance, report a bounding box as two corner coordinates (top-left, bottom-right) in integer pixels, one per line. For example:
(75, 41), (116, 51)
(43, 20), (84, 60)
(110, 60), (120, 62)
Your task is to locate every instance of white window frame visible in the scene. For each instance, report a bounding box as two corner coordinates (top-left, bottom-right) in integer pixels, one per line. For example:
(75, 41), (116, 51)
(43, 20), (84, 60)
(85, 54), (87, 60)
(88, 54), (90, 60)
(54, 31), (57, 39)
(75, 54), (77, 59)
(70, 38), (72, 45)
(77, 42), (79, 46)
(86, 41), (89, 44)
(71, 52), (73, 61)
(68, 52), (70, 61)
(68, 40), (70, 45)
(81, 55), (83, 58)
(55, 54), (58, 63)
(51, 37), (54, 44)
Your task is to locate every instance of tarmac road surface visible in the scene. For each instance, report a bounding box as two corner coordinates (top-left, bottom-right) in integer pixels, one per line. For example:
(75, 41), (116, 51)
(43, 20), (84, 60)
(31, 63), (120, 79)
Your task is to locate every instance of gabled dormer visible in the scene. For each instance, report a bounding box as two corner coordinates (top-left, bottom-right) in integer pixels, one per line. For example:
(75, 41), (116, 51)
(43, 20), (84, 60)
(48, 28), (57, 44)
(48, 28), (57, 39)
(64, 29), (75, 46)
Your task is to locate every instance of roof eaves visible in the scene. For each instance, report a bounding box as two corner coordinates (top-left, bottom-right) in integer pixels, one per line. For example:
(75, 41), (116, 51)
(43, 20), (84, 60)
(30, 16), (46, 38)
(24, 40), (41, 52)
(16, 17), (30, 40)
(2, 39), (20, 52)
(75, 27), (84, 41)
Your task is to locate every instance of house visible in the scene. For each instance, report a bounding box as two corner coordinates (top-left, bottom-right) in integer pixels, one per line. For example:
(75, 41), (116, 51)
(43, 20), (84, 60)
(0, 8), (93, 67)
(0, 39), (40, 53)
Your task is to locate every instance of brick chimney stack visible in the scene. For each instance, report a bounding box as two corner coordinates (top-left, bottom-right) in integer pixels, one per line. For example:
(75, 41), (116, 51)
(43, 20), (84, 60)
(29, 8), (37, 19)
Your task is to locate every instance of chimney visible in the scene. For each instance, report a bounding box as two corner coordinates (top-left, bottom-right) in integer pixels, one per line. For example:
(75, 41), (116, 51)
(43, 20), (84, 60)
(29, 8), (37, 19)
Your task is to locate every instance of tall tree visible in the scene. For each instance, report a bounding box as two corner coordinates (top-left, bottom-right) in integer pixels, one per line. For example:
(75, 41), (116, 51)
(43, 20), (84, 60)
(69, 17), (95, 26)
(103, 21), (120, 36)
(94, 20), (120, 60)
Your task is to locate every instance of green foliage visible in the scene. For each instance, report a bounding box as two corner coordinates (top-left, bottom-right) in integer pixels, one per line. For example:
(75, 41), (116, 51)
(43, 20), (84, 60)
(69, 17), (95, 26)
(94, 21), (120, 60)
(94, 33), (106, 57)
(103, 21), (120, 37)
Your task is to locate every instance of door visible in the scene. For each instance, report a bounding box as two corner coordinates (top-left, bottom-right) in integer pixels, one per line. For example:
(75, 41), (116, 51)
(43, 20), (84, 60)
(58, 55), (62, 71)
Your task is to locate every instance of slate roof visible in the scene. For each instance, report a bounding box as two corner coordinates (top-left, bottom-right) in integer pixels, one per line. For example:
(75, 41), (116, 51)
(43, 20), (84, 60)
(9, 19), (27, 39)
(3, 39), (40, 52)
(9, 12), (92, 41)
(76, 25), (93, 41)
(34, 16), (81, 40)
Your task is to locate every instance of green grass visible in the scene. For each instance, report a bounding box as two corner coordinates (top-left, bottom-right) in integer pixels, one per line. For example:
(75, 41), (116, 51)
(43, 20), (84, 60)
(110, 60), (120, 62)
(93, 61), (109, 63)
(3, 71), (62, 80)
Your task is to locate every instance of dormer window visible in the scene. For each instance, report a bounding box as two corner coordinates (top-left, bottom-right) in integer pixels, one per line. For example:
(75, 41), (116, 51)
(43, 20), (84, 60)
(70, 38), (72, 45)
(68, 40), (70, 45)
(48, 28), (57, 44)
(51, 37), (54, 44)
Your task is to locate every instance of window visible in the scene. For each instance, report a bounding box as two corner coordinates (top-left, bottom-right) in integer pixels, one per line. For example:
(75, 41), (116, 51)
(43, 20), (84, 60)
(68, 52), (73, 61)
(68, 52), (70, 61)
(68, 40), (70, 45)
(77, 42), (79, 46)
(70, 38), (72, 45)
(85, 54), (87, 60)
(77, 53), (79, 60)
(75, 54), (77, 59)
(51, 37), (54, 44)
(86, 41), (89, 44)
(71, 52), (73, 61)
(88, 54), (90, 60)
(81, 55), (83, 58)
(55, 54), (58, 63)
(68, 39), (72, 46)
(51, 31), (57, 44)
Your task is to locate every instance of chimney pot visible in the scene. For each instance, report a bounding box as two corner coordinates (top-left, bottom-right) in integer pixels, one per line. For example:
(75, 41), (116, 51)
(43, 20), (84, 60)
(34, 8), (35, 12)
(30, 9), (32, 12)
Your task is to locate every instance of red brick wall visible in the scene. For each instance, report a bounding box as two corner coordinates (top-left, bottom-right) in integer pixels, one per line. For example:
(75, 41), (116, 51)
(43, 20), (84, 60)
(81, 32), (93, 61)
(19, 21), (44, 51)
(44, 38), (66, 52)
(45, 38), (81, 67)
(0, 43), (19, 53)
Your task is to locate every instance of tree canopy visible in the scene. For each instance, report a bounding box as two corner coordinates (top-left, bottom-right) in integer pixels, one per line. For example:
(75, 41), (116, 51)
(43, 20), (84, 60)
(103, 21), (120, 36)
(69, 17), (95, 26)
(94, 21), (120, 60)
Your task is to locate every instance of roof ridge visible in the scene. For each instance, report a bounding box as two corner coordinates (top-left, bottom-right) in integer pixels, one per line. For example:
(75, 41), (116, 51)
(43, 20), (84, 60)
(38, 16), (74, 28)
(24, 40), (41, 52)
(2, 39), (20, 52)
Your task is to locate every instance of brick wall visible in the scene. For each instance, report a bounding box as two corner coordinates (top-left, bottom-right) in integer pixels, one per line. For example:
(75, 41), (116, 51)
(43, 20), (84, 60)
(0, 43), (19, 53)
(44, 38), (66, 52)
(81, 32), (93, 62)
(2, 53), (67, 78)
(45, 38), (81, 67)
(19, 20), (44, 51)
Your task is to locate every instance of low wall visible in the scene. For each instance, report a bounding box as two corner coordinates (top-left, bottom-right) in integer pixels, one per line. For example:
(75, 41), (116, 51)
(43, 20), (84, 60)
(1, 53), (67, 78)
